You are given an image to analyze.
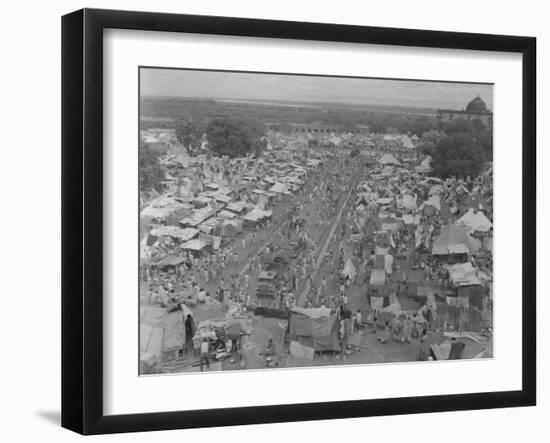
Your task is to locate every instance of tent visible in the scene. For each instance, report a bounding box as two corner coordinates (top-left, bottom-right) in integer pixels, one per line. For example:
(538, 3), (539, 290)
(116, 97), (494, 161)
(140, 196), (192, 221)
(432, 224), (481, 255)
(457, 208), (493, 233)
(369, 269), (387, 309)
(244, 208), (272, 222)
(401, 135), (415, 149)
(181, 238), (207, 251)
(446, 262), (483, 287)
(178, 208), (215, 228)
(415, 155), (433, 173)
(153, 255), (187, 268)
(342, 259), (356, 280)
(397, 194), (417, 210)
(288, 307), (340, 352)
(150, 226), (199, 242)
(226, 201), (250, 215)
(140, 305), (194, 367)
(269, 182), (291, 195)
(378, 153), (400, 165)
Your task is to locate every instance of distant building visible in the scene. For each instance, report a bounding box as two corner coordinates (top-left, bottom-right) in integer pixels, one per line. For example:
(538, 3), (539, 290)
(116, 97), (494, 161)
(437, 95), (493, 126)
(290, 122), (369, 134)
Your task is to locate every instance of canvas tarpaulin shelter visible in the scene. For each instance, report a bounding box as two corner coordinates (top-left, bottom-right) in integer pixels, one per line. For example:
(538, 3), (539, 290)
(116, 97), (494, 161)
(457, 208), (493, 233)
(154, 255), (187, 267)
(342, 259), (356, 280)
(150, 226), (199, 242)
(288, 308), (340, 352)
(269, 182), (291, 195)
(446, 262), (483, 287)
(432, 224), (481, 255)
(378, 153), (400, 165)
(140, 305), (193, 364)
(244, 208), (273, 222)
(415, 155), (433, 173)
(181, 238), (207, 251)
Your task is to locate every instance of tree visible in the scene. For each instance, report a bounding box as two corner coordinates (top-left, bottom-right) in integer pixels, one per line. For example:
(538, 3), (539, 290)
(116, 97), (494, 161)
(139, 139), (164, 194)
(349, 147), (360, 157)
(270, 122), (292, 134)
(408, 116), (437, 137)
(206, 118), (267, 158)
(477, 128), (493, 161)
(441, 118), (485, 136)
(431, 133), (486, 179)
(175, 115), (203, 152)
(419, 129), (446, 156)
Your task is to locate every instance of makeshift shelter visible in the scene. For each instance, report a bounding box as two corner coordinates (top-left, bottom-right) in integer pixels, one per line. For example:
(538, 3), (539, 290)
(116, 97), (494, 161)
(432, 224), (481, 256)
(226, 201), (250, 215)
(401, 135), (415, 149)
(397, 194), (417, 211)
(197, 217), (222, 235)
(178, 208), (215, 228)
(415, 155), (433, 173)
(269, 182), (291, 195)
(140, 196), (192, 222)
(243, 208), (272, 225)
(342, 259), (356, 280)
(153, 255), (187, 268)
(369, 269), (388, 310)
(378, 153), (400, 166)
(217, 209), (237, 219)
(150, 226), (199, 242)
(181, 238), (207, 253)
(220, 219), (243, 237)
(140, 305), (194, 369)
(446, 262), (485, 309)
(288, 307), (340, 352)
(430, 332), (490, 360)
(457, 208), (492, 234)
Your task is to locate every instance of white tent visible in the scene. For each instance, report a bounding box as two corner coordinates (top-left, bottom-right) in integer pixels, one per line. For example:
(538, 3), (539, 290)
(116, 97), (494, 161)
(150, 226), (199, 242)
(397, 194), (417, 210)
(378, 153), (400, 165)
(401, 135), (415, 149)
(269, 182), (291, 195)
(181, 238), (207, 251)
(415, 155), (433, 173)
(446, 262), (483, 287)
(244, 208), (272, 222)
(342, 259), (356, 280)
(457, 208), (493, 233)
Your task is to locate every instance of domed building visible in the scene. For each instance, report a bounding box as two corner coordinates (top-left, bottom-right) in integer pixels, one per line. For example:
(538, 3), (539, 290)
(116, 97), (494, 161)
(437, 95), (493, 126)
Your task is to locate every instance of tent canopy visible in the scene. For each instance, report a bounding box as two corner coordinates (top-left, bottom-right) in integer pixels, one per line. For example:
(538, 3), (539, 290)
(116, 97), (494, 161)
(457, 208), (493, 233)
(370, 269), (386, 286)
(342, 259), (356, 280)
(140, 305), (193, 362)
(269, 182), (291, 195)
(446, 262), (483, 287)
(150, 226), (199, 242)
(288, 308), (340, 351)
(378, 153), (400, 165)
(432, 224), (481, 255)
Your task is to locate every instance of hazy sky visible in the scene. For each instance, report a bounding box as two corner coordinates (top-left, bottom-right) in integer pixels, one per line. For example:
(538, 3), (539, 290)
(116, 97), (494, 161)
(140, 68), (493, 110)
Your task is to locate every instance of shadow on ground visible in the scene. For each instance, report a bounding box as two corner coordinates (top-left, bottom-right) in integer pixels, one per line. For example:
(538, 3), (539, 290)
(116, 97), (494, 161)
(36, 410), (60, 426)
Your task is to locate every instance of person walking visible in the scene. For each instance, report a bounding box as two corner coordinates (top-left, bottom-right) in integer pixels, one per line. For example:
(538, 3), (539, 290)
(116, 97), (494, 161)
(199, 338), (210, 372)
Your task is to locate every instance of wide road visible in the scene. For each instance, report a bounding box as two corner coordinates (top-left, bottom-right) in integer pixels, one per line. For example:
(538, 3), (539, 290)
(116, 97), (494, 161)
(297, 167), (363, 307)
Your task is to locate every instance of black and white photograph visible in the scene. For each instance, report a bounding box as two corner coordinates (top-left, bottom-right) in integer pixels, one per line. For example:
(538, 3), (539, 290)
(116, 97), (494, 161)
(138, 68), (494, 375)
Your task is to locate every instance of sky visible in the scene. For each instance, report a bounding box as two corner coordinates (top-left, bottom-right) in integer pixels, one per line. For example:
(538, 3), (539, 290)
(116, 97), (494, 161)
(140, 68), (493, 110)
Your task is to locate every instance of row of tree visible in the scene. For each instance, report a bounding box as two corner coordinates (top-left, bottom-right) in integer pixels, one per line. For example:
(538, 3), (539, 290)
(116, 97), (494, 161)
(139, 112), (493, 195)
(421, 119), (492, 179)
(175, 116), (267, 158)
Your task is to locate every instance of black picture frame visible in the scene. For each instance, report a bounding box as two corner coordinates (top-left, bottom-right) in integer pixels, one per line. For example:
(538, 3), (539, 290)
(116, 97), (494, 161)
(61, 8), (536, 435)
